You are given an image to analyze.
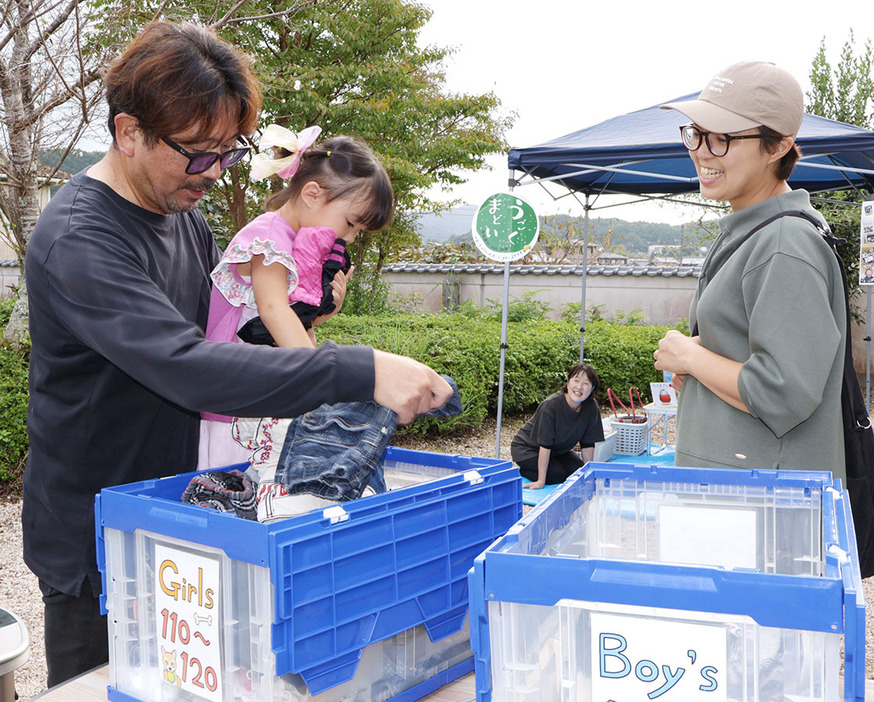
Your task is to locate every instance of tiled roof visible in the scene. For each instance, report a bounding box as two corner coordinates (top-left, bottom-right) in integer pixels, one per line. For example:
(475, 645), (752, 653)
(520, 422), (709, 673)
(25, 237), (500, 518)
(383, 263), (702, 278)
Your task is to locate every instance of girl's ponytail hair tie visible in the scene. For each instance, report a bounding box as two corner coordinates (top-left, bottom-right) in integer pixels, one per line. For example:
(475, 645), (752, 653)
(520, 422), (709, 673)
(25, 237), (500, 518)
(250, 124), (321, 181)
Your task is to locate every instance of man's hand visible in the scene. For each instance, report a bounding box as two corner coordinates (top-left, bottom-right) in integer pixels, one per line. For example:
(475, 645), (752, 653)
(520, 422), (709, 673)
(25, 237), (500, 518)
(372, 349), (452, 425)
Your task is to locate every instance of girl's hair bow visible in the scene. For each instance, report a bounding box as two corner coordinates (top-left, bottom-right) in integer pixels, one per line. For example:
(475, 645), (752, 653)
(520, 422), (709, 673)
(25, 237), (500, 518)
(249, 124), (322, 181)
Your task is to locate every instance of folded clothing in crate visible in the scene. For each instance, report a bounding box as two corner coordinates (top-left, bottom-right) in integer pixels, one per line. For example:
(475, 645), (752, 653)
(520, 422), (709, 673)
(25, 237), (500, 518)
(469, 462), (865, 702)
(97, 447), (521, 699)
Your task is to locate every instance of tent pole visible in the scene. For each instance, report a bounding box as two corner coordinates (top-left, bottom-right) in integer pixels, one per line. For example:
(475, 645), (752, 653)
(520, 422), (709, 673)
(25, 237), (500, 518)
(579, 195), (591, 361)
(494, 171), (518, 458)
(495, 261), (511, 459)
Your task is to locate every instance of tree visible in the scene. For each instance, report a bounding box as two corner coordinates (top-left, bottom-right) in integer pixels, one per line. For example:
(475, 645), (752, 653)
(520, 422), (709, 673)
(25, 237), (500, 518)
(5, 0), (510, 322)
(91, 0), (511, 310)
(208, 0), (512, 277)
(807, 31), (874, 127)
(0, 0), (124, 343)
(0, 0), (114, 263)
(806, 32), (874, 306)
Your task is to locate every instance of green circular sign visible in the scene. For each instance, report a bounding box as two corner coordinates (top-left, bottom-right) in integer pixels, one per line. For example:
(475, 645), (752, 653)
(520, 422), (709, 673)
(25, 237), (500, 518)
(471, 192), (540, 262)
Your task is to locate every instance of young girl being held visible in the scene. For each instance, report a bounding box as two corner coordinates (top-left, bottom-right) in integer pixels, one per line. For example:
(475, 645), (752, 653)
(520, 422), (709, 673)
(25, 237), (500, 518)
(198, 125), (394, 470)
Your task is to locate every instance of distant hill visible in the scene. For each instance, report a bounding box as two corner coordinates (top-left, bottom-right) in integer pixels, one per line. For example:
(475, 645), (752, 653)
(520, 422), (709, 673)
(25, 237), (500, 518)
(39, 148), (103, 175)
(412, 206), (478, 243)
(413, 205), (712, 256)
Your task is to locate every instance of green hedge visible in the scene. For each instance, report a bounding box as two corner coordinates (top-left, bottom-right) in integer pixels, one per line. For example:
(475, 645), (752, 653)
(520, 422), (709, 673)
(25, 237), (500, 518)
(0, 344), (28, 483)
(0, 295), (29, 485)
(0, 310), (673, 485)
(319, 314), (670, 434)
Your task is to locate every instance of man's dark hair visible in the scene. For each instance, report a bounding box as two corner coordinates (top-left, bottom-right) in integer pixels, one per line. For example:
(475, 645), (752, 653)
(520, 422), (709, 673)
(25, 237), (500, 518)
(103, 22), (262, 145)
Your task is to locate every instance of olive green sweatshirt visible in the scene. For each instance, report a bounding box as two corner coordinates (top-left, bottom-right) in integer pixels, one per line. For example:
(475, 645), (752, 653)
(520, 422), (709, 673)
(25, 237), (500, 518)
(675, 189), (846, 481)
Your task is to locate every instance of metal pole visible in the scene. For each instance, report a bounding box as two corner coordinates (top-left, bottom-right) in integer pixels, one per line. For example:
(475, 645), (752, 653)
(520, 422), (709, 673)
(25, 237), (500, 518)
(495, 261), (511, 458)
(579, 195), (590, 361)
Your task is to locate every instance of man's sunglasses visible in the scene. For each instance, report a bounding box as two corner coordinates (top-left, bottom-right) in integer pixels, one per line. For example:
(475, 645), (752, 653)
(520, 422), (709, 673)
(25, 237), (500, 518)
(161, 136), (250, 175)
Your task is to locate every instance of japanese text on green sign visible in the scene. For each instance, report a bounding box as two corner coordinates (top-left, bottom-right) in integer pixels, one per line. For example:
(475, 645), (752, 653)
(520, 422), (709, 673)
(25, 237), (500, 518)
(471, 193), (539, 262)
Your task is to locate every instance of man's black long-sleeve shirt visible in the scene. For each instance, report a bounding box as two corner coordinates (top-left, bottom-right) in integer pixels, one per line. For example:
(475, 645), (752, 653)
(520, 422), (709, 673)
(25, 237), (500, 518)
(23, 172), (374, 596)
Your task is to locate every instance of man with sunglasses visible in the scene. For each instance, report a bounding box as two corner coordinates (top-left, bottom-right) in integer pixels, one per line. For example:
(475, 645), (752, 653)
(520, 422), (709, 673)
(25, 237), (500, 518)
(23, 21), (451, 688)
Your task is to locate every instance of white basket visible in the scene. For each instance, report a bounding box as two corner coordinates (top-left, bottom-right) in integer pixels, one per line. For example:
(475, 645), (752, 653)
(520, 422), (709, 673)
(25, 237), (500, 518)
(593, 431), (617, 462)
(611, 416), (649, 455)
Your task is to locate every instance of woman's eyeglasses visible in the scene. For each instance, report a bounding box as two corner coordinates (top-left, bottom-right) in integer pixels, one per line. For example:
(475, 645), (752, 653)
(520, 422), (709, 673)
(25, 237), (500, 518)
(161, 136), (250, 175)
(680, 124), (763, 157)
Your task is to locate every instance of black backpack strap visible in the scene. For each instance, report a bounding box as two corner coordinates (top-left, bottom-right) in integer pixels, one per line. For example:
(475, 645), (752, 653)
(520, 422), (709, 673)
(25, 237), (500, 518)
(693, 209), (839, 336)
(705, 209), (833, 281)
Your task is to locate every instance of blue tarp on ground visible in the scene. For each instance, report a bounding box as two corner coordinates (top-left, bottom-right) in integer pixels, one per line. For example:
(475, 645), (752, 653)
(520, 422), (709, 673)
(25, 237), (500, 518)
(520, 446), (676, 505)
(508, 93), (874, 197)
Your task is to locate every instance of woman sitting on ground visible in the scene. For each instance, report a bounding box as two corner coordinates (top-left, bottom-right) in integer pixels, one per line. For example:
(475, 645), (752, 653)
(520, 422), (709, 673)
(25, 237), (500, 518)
(511, 363), (604, 489)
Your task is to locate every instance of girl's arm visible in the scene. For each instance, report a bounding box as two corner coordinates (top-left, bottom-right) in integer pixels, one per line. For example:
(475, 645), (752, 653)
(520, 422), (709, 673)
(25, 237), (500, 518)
(580, 445), (595, 463)
(250, 254), (314, 349)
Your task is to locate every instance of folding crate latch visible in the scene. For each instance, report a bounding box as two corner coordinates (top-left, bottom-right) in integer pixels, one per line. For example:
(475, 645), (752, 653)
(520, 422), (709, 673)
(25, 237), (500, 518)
(322, 505), (349, 524)
(462, 470), (484, 486)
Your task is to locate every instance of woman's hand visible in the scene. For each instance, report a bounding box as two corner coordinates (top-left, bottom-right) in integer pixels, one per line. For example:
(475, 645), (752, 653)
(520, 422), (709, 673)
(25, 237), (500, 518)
(527, 480), (546, 490)
(655, 330), (748, 413)
(653, 330), (701, 376)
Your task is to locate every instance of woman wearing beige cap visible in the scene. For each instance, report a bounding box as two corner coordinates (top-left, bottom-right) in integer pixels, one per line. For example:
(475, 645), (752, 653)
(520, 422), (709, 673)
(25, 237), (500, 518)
(653, 61), (846, 478)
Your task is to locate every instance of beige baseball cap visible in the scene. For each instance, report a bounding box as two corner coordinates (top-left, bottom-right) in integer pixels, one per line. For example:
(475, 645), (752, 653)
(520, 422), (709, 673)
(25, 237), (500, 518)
(661, 61), (803, 137)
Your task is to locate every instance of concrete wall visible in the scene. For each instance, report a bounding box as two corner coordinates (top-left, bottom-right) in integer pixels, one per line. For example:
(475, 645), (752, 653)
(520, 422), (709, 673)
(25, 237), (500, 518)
(0, 263), (20, 296)
(382, 266), (697, 326)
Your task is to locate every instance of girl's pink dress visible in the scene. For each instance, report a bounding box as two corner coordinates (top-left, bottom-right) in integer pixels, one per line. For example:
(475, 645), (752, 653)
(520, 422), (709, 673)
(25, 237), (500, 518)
(197, 211), (339, 470)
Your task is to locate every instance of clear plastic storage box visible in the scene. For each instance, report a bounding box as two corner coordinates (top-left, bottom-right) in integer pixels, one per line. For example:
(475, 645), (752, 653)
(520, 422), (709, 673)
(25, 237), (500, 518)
(469, 462), (865, 701)
(96, 447), (521, 702)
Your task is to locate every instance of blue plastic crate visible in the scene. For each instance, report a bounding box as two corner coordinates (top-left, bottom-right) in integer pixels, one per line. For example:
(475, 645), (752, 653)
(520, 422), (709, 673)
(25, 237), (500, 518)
(470, 462), (865, 701)
(96, 446), (521, 699)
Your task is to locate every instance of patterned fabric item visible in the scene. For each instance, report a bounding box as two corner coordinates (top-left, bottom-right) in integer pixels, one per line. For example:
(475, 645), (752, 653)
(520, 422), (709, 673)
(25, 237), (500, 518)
(234, 415), (339, 523)
(238, 375), (462, 522)
(181, 469), (258, 521)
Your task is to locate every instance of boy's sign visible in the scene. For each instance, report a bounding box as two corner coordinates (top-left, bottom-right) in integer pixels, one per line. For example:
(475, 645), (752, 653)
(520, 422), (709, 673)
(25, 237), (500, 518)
(591, 612), (727, 700)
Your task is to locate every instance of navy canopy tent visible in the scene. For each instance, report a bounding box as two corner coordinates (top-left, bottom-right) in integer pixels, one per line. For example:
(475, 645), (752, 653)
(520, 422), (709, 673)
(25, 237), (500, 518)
(491, 96), (874, 456)
(508, 93), (874, 201)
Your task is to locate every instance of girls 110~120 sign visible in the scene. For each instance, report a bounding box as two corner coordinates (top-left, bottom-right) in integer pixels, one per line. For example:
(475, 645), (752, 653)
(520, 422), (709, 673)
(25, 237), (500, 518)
(471, 193), (540, 262)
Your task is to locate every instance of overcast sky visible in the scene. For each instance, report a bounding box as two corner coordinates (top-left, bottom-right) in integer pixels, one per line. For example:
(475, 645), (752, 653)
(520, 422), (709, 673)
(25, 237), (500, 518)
(418, 0), (873, 223)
